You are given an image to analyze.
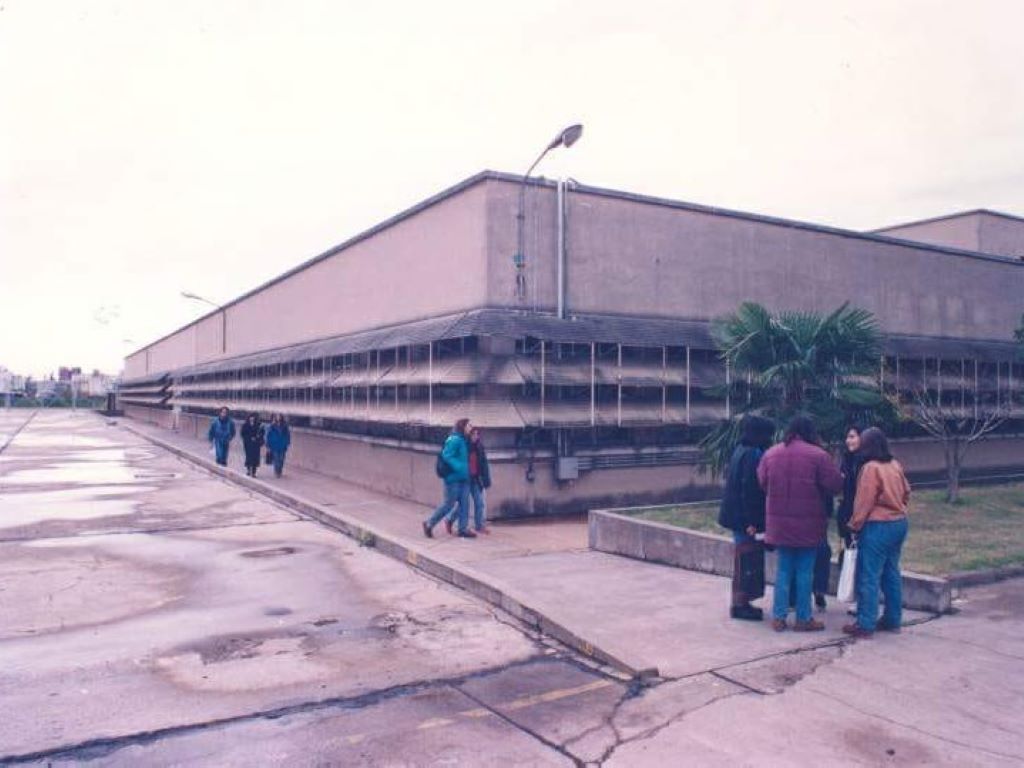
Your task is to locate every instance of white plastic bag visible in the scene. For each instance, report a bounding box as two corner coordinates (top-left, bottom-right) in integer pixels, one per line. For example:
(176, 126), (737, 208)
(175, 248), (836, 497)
(837, 545), (858, 603)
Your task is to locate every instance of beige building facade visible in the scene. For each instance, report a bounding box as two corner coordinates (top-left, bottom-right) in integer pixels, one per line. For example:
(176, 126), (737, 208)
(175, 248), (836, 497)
(121, 172), (1024, 514)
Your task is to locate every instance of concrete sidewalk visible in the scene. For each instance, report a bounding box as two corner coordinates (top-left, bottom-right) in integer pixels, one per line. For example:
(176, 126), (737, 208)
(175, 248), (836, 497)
(121, 418), (927, 680)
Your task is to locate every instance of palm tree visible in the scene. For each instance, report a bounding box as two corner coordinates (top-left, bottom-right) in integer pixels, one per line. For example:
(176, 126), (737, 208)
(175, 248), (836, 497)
(701, 302), (891, 474)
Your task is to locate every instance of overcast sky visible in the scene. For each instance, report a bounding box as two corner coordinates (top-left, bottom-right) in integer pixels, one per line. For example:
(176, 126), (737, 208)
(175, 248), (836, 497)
(2, 0), (1022, 378)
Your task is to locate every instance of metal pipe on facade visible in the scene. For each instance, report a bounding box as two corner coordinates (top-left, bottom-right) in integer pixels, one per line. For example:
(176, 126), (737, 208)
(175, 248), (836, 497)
(557, 178), (566, 319)
(685, 346), (691, 425)
(590, 342), (596, 427)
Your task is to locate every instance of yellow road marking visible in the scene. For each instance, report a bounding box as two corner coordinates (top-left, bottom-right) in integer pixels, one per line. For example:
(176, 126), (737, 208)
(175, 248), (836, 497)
(338, 677), (616, 745)
(503, 679), (613, 711)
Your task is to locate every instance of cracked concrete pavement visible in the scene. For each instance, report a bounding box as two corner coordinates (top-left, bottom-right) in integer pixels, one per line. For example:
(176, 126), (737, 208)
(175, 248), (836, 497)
(2, 411), (1022, 766)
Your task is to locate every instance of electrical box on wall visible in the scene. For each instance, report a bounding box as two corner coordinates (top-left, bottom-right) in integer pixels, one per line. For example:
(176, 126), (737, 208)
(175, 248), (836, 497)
(555, 457), (579, 481)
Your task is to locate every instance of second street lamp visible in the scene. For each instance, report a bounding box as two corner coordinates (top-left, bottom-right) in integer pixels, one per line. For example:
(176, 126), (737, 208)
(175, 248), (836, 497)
(181, 291), (227, 353)
(514, 123), (583, 304)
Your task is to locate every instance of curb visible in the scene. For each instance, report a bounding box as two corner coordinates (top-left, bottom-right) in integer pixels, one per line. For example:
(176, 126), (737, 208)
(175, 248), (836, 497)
(947, 565), (1024, 588)
(122, 423), (657, 681)
(0, 410), (37, 455)
(589, 509), (955, 615)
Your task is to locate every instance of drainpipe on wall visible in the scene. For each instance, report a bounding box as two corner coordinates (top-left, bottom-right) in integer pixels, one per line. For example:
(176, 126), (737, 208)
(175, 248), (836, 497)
(557, 178), (566, 319)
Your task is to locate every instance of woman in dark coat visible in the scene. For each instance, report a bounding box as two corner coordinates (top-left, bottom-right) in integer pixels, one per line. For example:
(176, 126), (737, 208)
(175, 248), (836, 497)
(240, 413), (265, 477)
(718, 415), (775, 621)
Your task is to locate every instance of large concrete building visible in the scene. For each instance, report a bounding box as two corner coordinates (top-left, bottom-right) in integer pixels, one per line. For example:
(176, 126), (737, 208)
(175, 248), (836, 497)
(121, 172), (1024, 515)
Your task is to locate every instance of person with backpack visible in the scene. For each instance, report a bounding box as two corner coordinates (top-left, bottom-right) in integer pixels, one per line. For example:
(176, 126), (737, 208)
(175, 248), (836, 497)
(445, 426), (492, 535)
(422, 418), (475, 539)
(718, 415), (774, 621)
(265, 414), (291, 478)
(207, 407), (236, 466)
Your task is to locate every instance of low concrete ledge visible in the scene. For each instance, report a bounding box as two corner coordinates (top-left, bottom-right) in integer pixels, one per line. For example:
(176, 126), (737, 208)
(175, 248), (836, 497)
(122, 422), (656, 680)
(589, 509), (953, 615)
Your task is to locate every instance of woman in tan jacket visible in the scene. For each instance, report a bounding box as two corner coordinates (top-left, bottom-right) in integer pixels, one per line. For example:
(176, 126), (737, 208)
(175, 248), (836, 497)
(843, 427), (911, 638)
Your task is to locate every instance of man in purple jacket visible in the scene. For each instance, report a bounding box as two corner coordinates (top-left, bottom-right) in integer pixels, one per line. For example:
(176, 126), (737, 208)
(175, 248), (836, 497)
(758, 415), (844, 632)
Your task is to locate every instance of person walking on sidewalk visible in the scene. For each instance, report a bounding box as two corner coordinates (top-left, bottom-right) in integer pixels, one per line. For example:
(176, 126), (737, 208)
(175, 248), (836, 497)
(240, 412), (265, 477)
(265, 414), (291, 478)
(423, 418), (475, 539)
(758, 415), (844, 632)
(844, 427), (911, 639)
(207, 407), (236, 467)
(445, 426), (492, 535)
(717, 415), (774, 621)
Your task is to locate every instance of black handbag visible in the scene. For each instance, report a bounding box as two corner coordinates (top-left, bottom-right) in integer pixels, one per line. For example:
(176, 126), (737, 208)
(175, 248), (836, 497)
(734, 540), (766, 601)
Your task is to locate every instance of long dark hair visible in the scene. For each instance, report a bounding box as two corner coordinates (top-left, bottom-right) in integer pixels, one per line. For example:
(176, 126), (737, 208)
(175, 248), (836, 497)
(453, 418), (470, 436)
(740, 415), (775, 450)
(842, 424), (864, 470)
(858, 427), (894, 463)
(784, 414), (819, 446)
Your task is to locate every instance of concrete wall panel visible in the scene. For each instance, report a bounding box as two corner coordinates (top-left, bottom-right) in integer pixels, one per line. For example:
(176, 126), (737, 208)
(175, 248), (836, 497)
(484, 180), (1024, 341)
(126, 183), (489, 376)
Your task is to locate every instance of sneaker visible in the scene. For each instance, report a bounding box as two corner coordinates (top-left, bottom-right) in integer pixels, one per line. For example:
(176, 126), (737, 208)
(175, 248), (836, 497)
(458, 530), (477, 539)
(444, 518), (454, 536)
(730, 605), (764, 622)
(422, 522), (433, 539)
(477, 526), (492, 535)
(842, 623), (874, 639)
(814, 593), (827, 612)
(793, 619), (826, 632)
(772, 619), (787, 632)
(877, 621), (902, 633)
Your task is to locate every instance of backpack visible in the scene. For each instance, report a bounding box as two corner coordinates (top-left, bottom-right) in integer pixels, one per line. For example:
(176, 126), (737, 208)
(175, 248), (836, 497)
(435, 439), (453, 479)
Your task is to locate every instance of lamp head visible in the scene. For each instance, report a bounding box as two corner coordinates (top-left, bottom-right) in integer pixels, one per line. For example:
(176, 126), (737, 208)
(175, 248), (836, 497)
(548, 123), (584, 150)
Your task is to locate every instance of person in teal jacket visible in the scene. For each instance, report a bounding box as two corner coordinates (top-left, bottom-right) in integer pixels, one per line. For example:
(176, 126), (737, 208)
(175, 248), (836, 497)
(207, 407), (236, 466)
(422, 418), (474, 538)
(265, 414), (291, 478)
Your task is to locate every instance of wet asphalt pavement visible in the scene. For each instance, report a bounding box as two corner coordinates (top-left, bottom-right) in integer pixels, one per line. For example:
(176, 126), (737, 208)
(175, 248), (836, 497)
(2, 411), (1023, 767)
(0, 411), (645, 766)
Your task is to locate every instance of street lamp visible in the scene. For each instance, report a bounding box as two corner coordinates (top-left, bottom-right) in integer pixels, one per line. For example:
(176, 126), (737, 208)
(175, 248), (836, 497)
(181, 291), (227, 353)
(515, 123), (583, 303)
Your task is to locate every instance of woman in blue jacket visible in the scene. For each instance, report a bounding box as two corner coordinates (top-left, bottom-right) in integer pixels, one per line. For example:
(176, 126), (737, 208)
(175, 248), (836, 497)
(266, 414), (291, 478)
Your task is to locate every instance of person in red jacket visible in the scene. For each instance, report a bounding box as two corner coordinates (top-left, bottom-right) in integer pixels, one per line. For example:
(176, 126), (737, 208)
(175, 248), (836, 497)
(758, 415), (844, 632)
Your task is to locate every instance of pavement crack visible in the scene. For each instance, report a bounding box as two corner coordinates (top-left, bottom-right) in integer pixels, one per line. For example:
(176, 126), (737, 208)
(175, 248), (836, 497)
(591, 684), (749, 766)
(453, 685), (587, 768)
(909, 629), (1024, 662)
(804, 686), (1023, 762)
(0, 654), (558, 765)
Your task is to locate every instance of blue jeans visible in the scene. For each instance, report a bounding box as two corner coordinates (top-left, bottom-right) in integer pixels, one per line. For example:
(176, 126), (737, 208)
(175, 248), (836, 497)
(773, 547), (817, 622)
(856, 518), (908, 631)
(213, 441), (229, 466)
(272, 451), (286, 477)
(427, 481), (469, 534)
(448, 482), (487, 530)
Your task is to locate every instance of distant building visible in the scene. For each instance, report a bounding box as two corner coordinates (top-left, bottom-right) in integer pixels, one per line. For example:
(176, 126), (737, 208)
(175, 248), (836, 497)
(120, 171), (1024, 515)
(0, 368), (26, 395)
(71, 370), (116, 398)
(58, 366), (82, 383)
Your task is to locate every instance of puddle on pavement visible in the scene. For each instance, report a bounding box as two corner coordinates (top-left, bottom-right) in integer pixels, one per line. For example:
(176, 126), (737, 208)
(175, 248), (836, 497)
(11, 433), (117, 449)
(0, 485), (157, 528)
(0, 462), (142, 486)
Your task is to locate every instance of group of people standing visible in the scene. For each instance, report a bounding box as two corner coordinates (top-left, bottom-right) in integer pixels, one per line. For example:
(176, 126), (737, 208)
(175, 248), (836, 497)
(207, 407), (292, 479)
(719, 414), (911, 638)
(422, 418), (492, 539)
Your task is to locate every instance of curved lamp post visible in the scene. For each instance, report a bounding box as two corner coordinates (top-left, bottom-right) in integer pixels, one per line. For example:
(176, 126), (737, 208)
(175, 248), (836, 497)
(181, 291), (227, 353)
(515, 123), (583, 303)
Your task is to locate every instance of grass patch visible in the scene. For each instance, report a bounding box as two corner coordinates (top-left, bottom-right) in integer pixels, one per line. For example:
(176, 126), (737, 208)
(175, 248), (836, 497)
(624, 483), (1024, 576)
